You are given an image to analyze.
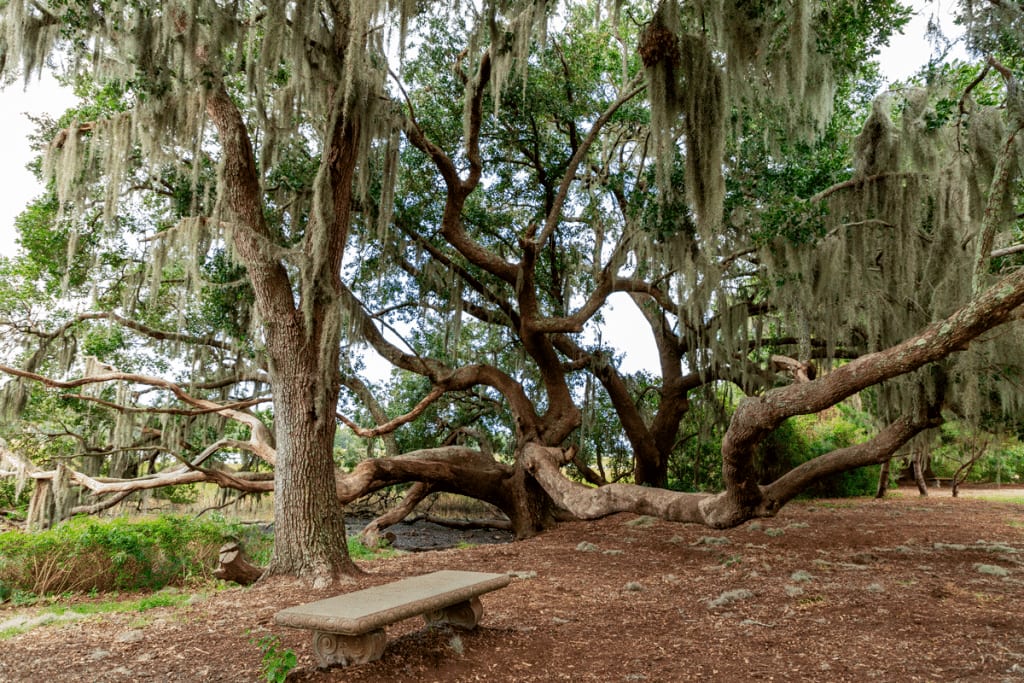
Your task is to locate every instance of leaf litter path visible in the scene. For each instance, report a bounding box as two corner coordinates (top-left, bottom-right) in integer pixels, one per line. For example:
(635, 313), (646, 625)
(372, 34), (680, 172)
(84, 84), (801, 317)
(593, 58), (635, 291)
(1, 494), (1022, 682)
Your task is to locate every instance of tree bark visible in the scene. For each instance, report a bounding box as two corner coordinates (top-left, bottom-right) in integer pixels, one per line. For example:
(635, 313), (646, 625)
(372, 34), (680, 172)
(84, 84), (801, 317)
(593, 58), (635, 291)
(266, 346), (355, 584)
(875, 458), (890, 499)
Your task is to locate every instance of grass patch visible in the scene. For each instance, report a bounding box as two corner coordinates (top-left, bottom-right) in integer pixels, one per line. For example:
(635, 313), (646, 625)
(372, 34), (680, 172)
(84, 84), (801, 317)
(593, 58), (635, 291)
(972, 494), (1024, 505)
(69, 591), (195, 615)
(346, 536), (398, 561)
(0, 591), (196, 640)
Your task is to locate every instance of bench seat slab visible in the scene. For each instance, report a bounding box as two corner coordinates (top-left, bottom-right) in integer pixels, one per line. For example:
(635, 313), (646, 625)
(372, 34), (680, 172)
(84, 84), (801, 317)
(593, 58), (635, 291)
(274, 570), (511, 636)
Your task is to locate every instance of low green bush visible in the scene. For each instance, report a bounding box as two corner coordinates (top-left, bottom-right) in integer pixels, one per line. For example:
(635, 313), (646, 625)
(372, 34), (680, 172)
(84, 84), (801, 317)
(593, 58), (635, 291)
(753, 408), (881, 498)
(0, 515), (238, 596)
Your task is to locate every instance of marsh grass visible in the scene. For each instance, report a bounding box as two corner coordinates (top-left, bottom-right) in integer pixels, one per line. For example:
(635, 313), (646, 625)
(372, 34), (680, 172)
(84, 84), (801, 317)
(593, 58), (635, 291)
(0, 515), (238, 596)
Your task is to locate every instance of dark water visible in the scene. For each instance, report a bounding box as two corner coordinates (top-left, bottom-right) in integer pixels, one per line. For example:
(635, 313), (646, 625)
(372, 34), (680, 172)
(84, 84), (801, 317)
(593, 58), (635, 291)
(345, 516), (513, 552)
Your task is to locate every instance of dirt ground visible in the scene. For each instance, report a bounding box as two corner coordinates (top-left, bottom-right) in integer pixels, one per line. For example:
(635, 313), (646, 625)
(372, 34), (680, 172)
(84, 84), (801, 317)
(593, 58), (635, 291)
(1, 490), (1022, 682)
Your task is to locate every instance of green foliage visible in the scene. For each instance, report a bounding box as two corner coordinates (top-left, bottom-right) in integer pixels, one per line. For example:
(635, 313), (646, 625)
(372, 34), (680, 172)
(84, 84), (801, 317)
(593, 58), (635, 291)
(753, 404), (881, 497)
(152, 484), (200, 505)
(81, 325), (127, 359)
(251, 634), (297, 683)
(0, 515), (240, 596)
(931, 422), (1024, 485)
(667, 387), (733, 493)
(0, 478), (31, 514)
(233, 524), (275, 567)
(346, 536), (397, 561)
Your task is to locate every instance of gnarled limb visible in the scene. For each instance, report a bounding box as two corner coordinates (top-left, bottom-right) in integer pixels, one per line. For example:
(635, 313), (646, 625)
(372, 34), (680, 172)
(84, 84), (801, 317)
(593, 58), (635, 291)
(334, 447), (512, 506)
(524, 409), (938, 530)
(358, 481), (435, 547)
(522, 443), (710, 523)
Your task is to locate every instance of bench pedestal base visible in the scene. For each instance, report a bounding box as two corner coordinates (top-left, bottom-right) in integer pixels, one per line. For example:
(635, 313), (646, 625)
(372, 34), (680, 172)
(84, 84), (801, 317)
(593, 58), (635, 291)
(311, 629), (386, 668)
(423, 596), (483, 629)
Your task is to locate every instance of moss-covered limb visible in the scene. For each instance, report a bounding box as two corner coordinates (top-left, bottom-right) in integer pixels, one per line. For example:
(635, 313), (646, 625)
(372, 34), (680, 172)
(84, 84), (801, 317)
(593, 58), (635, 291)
(0, 440), (272, 501)
(972, 60), (1023, 294)
(203, 82), (298, 330)
(720, 262), (1024, 493)
(0, 312), (239, 385)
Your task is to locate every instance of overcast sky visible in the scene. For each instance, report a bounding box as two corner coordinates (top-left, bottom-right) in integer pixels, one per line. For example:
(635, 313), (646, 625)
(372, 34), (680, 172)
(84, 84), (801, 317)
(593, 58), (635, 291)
(0, 72), (76, 255)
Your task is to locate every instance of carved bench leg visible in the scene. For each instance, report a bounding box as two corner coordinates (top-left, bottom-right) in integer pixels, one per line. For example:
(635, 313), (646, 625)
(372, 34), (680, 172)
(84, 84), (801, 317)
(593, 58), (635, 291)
(311, 629), (386, 668)
(423, 596), (484, 629)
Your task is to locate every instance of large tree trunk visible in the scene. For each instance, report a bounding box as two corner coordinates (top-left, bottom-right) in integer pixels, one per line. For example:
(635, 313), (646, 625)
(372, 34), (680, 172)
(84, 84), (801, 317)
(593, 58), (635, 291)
(205, 75), (359, 585)
(506, 457), (563, 538)
(265, 353), (356, 584)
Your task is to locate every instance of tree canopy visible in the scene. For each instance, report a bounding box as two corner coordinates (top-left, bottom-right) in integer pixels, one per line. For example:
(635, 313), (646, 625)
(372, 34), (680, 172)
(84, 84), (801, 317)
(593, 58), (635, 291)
(0, 0), (1022, 584)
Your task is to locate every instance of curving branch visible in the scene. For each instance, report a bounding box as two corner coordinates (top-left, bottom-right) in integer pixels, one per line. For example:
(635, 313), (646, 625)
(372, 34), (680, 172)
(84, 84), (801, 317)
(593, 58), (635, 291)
(337, 386), (445, 438)
(60, 393), (268, 417)
(534, 77), (646, 250)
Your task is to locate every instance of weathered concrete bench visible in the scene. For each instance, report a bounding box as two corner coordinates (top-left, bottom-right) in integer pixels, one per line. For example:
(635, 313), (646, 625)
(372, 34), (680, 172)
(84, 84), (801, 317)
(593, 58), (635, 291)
(274, 570), (511, 668)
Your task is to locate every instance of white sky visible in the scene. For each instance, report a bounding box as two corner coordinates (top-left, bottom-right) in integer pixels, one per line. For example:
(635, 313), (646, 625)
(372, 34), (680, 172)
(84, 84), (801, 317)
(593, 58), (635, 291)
(0, 73), (77, 256)
(0, 3), (967, 378)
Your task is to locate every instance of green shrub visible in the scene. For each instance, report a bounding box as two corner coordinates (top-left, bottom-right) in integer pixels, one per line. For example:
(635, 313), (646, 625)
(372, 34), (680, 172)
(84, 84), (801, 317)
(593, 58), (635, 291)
(0, 478), (31, 513)
(753, 408), (880, 498)
(0, 515), (237, 596)
(931, 423), (1024, 485)
(252, 634), (297, 683)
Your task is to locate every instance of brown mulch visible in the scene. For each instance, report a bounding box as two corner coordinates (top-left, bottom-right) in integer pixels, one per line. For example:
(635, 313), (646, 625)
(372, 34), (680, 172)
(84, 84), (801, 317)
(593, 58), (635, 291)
(1, 494), (1023, 682)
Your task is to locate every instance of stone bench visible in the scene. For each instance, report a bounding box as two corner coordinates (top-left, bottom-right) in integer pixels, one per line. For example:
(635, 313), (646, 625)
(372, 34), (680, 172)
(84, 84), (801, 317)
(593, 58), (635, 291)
(274, 569), (511, 668)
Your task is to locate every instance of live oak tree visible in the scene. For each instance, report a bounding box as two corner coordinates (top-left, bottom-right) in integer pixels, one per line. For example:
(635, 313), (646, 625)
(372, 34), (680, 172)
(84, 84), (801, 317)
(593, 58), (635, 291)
(0, 0), (425, 585)
(345, 0), (1024, 528)
(1, 0), (1022, 575)
(0, 0), (563, 582)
